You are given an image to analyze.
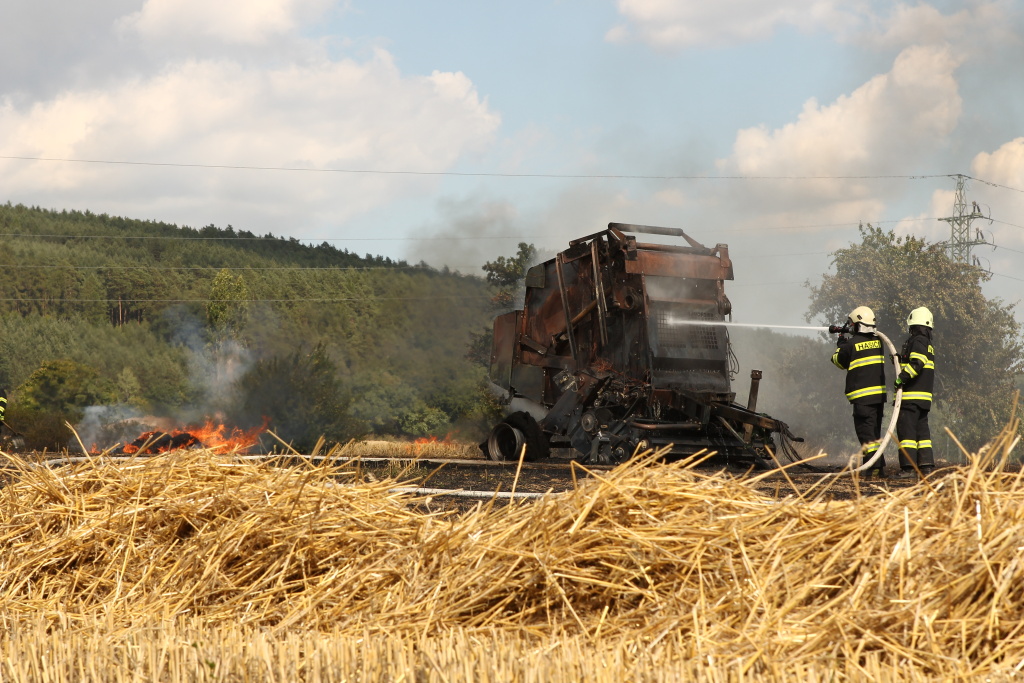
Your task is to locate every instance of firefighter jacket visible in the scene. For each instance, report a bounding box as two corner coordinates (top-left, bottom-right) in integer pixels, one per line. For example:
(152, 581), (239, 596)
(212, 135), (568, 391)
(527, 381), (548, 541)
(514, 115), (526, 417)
(831, 330), (886, 404)
(0, 388), (5, 422)
(898, 327), (935, 407)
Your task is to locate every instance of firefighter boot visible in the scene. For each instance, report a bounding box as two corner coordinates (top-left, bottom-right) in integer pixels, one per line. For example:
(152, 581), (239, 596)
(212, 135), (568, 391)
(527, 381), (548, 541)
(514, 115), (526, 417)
(867, 467), (889, 480)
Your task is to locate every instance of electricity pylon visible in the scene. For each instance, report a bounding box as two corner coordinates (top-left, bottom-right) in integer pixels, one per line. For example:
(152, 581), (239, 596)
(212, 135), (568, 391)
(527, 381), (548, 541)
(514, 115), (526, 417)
(938, 174), (990, 265)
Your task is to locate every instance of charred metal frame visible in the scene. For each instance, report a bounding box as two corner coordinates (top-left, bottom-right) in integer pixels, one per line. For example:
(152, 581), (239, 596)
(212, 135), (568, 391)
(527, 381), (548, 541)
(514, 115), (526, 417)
(486, 222), (800, 465)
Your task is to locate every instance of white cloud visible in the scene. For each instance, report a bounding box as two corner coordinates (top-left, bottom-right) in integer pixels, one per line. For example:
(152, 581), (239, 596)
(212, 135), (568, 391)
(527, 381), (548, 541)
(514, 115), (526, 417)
(118, 0), (333, 45)
(971, 138), (1024, 249)
(713, 44), (962, 217)
(0, 50), (500, 233)
(608, 1), (1020, 59)
(972, 138), (1024, 188)
(0, 0), (140, 96)
(607, 0), (864, 48)
(862, 1), (1019, 55)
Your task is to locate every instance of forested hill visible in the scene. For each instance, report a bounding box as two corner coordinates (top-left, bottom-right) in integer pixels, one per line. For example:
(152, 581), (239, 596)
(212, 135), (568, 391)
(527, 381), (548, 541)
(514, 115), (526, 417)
(0, 203), (498, 450)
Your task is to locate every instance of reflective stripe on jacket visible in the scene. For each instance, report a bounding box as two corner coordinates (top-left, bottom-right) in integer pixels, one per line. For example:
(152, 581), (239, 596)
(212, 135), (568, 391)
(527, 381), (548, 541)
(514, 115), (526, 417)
(832, 332), (887, 405)
(898, 330), (935, 407)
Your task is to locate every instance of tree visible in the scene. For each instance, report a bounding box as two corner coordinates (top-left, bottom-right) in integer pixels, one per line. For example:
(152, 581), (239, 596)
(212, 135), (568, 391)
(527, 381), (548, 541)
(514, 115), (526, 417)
(482, 242), (537, 309)
(467, 242), (537, 367)
(206, 269), (250, 342)
(806, 224), (1024, 454)
(230, 344), (365, 452)
(13, 358), (118, 449)
(18, 359), (116, 419)
(0, 204), (496, 444)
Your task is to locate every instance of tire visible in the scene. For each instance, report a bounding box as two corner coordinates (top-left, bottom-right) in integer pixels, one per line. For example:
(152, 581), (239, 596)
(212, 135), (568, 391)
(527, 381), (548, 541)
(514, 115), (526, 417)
(484, 411), (550, 462)
(485, 422), (524, 461)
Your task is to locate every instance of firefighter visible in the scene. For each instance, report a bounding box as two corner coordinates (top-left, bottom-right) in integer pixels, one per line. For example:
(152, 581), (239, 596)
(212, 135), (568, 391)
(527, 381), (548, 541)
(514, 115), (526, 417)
(894, 307), (936, 479)
(0, 387), (6, 424)
(831, 306), (887, 477)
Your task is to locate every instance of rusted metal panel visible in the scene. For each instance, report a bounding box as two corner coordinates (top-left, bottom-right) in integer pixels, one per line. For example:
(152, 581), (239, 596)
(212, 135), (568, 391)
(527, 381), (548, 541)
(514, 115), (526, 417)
(489, 311), (519, 390)
(624, 250), (734, 280)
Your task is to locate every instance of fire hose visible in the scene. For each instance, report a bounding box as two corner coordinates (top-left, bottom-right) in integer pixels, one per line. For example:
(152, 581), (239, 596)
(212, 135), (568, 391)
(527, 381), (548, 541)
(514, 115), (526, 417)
(849, 329), (902, 474)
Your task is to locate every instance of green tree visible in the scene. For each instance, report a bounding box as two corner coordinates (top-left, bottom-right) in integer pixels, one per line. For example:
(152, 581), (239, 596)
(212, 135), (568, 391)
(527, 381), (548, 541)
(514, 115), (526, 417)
(467, 242), (537, 367)
(18, 359), (116, 421)
(398, 404), (450, 437)
(116, 367), (144, 408)
(230, 344), (364, 452)
(206, 269), (250, 341)
(483, 242), (537, 308)
(807, 224), (1024, 454)
(0, 203), (496, 443)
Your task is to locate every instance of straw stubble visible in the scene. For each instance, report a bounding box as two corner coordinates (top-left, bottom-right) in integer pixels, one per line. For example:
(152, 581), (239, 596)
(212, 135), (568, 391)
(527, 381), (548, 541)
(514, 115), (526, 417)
(0, 411), (1022, 679)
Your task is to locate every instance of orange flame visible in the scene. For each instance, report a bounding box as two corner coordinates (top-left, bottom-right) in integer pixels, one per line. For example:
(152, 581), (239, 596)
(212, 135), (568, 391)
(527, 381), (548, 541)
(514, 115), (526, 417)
(190, 417), (270, 453)
(122, 430), (201, 455)
(123, 417), (270, 455)
(407, 432), (456, 455)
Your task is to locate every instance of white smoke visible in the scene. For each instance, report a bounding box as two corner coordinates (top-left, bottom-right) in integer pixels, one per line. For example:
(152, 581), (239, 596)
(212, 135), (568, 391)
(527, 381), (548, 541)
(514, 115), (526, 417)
(73, 404), (151, 453)
(167, 308), (255, 415)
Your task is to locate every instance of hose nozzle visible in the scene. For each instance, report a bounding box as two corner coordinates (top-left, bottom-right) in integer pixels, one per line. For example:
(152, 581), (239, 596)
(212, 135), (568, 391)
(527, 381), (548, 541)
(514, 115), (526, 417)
(828, 323), (853, 335)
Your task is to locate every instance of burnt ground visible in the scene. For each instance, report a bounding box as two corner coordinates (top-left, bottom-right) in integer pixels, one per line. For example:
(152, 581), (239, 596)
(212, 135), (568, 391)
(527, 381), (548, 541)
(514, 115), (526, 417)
(351, 452), (927, 513)
(0, 450), (929, 513)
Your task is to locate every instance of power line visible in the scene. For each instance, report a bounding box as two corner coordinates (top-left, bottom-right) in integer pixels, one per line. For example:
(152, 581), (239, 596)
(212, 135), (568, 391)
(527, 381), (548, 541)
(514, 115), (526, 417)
(0, 264), (478, 272)
(728, 282), (805, 287)
(0, 283), (818, 302)
(719, 216), (939, 234)
(0, 232), (548, 241)
(965, 175), (1024, 195)
(8, 155), (1021, 195)
(731, 251), (827, 258)
(0, 296), (493, 303)
(0, 155), (959, 181)
(992, 244), (1024, 256)
(0, 215), (940, 244)
(991, 218), (1024, 231)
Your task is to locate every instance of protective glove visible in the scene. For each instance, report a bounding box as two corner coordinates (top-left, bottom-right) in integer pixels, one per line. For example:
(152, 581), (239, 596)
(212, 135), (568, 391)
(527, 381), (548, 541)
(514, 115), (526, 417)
(893, 376), (904, 391)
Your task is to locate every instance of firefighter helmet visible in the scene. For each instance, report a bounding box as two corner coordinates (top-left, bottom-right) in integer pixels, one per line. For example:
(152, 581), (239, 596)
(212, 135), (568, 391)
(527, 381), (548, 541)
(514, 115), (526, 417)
(907, 306), (933, 328)
(847, 306), (876, 327)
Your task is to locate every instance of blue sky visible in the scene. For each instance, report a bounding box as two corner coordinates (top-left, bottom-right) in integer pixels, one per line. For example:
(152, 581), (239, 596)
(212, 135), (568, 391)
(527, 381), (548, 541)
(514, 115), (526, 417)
(1, 0), (1022, 327)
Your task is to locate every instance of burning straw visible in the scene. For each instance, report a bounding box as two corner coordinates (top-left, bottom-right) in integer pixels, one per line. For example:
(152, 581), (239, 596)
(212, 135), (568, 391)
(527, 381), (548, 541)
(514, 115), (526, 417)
(0, 406), (1023, 679)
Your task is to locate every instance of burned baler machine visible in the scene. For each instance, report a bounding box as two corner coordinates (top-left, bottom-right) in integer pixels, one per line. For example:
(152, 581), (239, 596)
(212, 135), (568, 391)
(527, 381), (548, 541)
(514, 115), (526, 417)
(486, 223), (800, 465)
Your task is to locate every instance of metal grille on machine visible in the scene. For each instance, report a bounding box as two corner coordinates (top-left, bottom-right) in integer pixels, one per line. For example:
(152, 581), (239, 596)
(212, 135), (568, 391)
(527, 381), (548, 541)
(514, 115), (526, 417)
(653, 306), (718, 350)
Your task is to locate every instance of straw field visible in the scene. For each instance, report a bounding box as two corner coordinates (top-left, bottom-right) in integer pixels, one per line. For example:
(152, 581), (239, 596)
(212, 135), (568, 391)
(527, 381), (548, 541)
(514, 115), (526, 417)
(1, 411), (1023, 681)
(337, 437), (482, 459)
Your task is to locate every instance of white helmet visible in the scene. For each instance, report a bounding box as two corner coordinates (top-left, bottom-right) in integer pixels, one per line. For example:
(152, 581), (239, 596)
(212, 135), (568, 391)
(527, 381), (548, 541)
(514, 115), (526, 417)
(848, 306), (876, 327)
(907, 306), (933, 328)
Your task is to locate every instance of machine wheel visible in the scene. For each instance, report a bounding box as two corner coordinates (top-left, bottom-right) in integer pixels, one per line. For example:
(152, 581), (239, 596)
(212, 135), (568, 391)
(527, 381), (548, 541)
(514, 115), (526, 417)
(483, 411), (550, 462)
(485, 422), (524, 461)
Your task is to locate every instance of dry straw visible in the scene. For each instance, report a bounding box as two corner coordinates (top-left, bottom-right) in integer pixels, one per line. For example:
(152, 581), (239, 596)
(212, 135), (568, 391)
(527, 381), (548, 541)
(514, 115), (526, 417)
(0, 405), (1023, 680)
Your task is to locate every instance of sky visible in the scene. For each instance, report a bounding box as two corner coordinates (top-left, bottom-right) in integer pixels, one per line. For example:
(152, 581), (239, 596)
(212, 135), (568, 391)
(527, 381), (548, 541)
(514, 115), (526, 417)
(1, 0), (1023, 329)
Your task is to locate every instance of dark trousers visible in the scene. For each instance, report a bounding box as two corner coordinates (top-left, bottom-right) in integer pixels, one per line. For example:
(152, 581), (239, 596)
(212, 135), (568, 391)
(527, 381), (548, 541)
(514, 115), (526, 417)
(896, 403), (933, 470)
(853, 402), (884, 466)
